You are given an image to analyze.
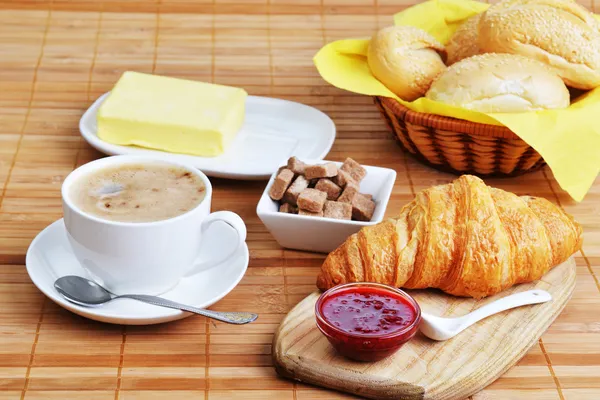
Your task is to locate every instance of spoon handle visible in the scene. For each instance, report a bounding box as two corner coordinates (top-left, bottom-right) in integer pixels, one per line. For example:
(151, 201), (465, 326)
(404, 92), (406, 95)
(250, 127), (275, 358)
(458, 289), (552, 329)
(117, 294), (258, 324)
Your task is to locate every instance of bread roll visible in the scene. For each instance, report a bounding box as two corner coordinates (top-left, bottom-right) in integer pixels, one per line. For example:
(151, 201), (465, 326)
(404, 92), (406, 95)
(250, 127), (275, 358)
(446, 14), (482, 65)
(367, 26), (447, 101)
(479, 4), (600, 89)
(485, 0), (600, 29)
(425, 53), (570, 113)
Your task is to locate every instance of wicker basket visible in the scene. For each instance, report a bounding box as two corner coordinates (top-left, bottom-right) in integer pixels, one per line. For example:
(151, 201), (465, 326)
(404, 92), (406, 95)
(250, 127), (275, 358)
(374, 97), (546, 177)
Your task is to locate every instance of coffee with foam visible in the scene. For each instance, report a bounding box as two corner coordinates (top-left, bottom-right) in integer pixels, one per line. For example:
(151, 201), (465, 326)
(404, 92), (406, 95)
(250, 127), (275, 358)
(69, 163), (206, 223)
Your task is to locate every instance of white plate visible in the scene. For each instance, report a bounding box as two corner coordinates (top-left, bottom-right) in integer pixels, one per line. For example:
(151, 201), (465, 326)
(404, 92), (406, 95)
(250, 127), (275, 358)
(25, 219), (249, 325)
(79, 93), (336, 180)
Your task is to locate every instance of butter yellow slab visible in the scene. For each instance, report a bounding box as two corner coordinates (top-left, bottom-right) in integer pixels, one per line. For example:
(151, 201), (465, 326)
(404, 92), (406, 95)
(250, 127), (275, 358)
(97, 71), (247, 157)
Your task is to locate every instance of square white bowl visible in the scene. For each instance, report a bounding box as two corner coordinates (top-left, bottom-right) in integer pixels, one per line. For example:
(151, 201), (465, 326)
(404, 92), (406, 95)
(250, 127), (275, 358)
(256, 159), (397, 253)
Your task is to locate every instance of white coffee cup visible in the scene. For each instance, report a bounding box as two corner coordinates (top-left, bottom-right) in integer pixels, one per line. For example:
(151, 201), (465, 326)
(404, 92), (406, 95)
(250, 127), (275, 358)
(61, 155), (247, 295)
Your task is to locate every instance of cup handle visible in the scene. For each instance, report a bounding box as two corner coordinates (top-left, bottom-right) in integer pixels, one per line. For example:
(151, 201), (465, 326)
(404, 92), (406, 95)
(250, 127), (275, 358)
(184, 211), (247, 277)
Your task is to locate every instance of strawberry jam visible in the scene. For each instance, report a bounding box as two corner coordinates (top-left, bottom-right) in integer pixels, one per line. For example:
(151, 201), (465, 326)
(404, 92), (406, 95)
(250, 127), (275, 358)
(315, 282), (421, 362)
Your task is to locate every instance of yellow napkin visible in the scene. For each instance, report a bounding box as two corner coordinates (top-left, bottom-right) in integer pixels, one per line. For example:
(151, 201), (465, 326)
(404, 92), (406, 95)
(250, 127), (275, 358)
(314, 0), (600, 202)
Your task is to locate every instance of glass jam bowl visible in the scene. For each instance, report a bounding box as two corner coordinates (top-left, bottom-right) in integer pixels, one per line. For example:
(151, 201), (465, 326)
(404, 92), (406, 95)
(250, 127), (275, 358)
(315, 282), (421, 362)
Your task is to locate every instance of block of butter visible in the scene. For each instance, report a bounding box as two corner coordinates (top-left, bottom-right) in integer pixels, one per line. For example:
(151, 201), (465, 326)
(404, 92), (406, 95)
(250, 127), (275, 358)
(97, 71), (248, 157)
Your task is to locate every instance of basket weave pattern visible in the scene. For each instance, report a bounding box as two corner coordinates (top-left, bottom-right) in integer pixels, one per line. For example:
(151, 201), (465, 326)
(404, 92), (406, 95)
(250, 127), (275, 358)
(375, 97), (546, 177)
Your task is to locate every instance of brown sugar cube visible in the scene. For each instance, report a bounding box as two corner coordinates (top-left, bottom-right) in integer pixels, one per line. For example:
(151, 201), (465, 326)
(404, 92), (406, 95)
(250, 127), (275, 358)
(352, 194), (376, 222)
(337, 181), (360, 204)
(269, 168), (294, 201)
(314, 179), (342, 201)
(283, 175), (309, 205)
(287, 156), (306, 175)
(323, 201), (352, 220)
(304, 162), (338, 180)
(358, 193), (373, 201)
(297, 188), (327, 213)
(332, 169), (355, 188)
(298, 209), (324, 217)
(340, 157), (367, 182)
(279, 203), (297, 214)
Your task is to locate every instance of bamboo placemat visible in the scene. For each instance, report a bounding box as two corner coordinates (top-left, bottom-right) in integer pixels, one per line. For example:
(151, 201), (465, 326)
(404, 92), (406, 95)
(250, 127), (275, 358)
(0, 1), (599, 399)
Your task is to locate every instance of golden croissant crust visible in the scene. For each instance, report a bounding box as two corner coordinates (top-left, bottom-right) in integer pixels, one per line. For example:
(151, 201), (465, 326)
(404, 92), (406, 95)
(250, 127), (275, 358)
(317, 175), (583, 298)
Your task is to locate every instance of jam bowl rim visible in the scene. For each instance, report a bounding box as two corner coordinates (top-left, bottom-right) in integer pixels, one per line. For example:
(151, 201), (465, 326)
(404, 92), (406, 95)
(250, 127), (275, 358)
(314, 281), (422, 341)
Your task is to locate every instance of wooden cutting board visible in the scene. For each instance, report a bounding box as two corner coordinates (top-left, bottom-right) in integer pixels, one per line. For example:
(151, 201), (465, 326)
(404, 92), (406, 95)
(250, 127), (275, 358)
(273, 258), (576, 400)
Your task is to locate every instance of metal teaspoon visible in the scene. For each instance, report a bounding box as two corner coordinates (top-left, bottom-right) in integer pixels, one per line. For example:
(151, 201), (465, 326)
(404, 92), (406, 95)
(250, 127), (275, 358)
(54, 275), (258, 325)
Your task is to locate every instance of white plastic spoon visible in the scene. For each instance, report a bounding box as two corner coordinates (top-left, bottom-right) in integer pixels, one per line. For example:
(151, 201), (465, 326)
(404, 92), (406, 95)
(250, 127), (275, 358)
(419, 289), (552, 341)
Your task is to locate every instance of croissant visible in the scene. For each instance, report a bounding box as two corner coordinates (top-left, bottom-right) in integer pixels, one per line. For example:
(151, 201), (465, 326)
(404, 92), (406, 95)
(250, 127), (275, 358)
(317, 175), (583, 298)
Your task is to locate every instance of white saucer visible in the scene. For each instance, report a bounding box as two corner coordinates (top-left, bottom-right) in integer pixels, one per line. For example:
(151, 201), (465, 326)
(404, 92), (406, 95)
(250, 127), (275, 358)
(79, 93), (336, 180)
(25, 219), (249, 325)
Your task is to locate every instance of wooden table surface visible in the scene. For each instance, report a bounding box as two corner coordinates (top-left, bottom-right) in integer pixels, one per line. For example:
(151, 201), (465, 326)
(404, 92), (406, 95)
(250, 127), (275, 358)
(1, 0), (599, 399)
